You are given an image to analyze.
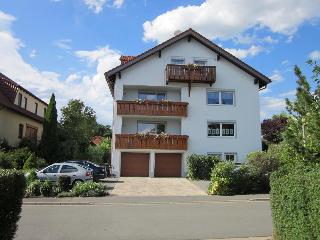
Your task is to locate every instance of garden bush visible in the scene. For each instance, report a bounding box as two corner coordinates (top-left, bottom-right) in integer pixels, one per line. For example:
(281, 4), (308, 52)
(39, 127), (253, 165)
(270, 164), (320, 239)
(0, 151), (12, 169)
(56, 176), (71, 192)
(71, 181), (107, 197)
(0, 169), (26, 240)
(6, 148), (32, 170)
(23, 153), (46, 170)
(208, 161), (236, 195)
(25, 180), (41, 197)
(26, 169), (38, 184)
(40, 180), (53, 197)
(187, 154), (220, 180)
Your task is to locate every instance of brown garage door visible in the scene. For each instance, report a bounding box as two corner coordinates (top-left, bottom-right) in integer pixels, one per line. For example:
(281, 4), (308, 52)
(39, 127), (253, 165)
(155, 153), (182, 177)
(121, 152), (149, 177)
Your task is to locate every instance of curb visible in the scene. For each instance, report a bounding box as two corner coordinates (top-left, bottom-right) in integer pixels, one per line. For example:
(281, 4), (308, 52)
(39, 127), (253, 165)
(23, 202), (93, 206)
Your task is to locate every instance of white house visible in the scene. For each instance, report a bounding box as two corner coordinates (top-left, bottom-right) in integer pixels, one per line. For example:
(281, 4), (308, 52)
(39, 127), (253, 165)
(104, 29), (271, 177)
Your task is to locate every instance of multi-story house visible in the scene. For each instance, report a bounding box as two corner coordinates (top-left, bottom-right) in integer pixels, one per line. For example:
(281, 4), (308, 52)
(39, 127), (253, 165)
(104, 29), (271, 177)
(0, 73), (48, 146)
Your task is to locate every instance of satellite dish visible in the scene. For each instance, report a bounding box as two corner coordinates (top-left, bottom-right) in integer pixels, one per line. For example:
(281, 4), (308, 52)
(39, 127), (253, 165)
(174, 30), (182, 36)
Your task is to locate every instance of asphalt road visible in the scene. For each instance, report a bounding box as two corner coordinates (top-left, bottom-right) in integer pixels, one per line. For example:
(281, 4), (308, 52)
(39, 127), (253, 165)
(16, 198), (272, 240)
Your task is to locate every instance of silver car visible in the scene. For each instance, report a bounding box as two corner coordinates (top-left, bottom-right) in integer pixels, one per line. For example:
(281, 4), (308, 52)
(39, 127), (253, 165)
(37, 163), (93, 185)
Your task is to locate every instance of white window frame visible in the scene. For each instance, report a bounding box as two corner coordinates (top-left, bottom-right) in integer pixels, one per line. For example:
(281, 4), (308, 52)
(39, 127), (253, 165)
(207, 152), (223, 160)
(193, 58), (208, 66)
(137, 121), (167, 134)
(207, 89), (235, 106)
(138, 91), (167, 101)
(207, 121), (236, 138)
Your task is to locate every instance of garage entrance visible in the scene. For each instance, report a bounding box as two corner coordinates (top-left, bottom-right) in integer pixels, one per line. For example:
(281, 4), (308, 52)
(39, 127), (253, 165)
(121, 152), (149, 177)
(155, 153), (182, 177)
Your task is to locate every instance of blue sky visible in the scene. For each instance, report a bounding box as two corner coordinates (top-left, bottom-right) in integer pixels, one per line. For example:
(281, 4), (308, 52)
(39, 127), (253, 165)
(0, 0), (320, 124)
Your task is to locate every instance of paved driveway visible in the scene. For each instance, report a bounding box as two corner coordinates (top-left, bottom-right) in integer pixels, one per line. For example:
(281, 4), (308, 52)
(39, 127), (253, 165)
(107, 177), (207, 196)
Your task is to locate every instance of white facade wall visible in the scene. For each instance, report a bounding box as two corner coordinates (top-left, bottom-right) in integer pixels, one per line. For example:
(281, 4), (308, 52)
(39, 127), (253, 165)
(111, 38), (262, 177)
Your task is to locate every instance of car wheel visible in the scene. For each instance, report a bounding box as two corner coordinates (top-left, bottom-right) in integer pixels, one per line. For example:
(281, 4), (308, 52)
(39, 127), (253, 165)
(72, 179), (83, 186)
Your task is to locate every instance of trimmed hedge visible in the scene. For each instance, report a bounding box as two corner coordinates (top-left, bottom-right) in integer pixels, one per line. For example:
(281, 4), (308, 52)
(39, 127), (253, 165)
(270, 165), (320, 239)
(187, 154), (220, 180)
(0, 169), (26, 240)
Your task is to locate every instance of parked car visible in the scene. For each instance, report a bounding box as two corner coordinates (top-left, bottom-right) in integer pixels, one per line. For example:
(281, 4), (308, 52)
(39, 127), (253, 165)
(36, 163), (93, 185)
(65, 160), (106, 181)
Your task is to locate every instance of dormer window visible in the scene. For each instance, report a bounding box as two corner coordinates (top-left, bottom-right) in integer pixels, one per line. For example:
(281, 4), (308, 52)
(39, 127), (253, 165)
(171, 57), (185, 65)
(24, 97), (27, 109)
(18, 93), (22, 107)
(35, 102), (38, 115)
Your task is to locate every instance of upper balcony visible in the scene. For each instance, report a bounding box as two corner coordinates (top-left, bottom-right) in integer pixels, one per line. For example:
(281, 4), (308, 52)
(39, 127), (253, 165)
(117, 100), (188, 117)
(166, 64), (216, 85)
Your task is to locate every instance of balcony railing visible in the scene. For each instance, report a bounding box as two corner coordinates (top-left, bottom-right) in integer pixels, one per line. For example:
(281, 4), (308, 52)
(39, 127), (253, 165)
(115, 134), (188, 150)
(117, 100), (188, 117)
(166, 64), (216, 84)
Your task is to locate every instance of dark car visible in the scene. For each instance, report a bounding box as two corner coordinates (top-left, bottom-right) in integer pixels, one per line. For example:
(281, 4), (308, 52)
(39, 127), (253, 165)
(65, 160), (106, 181)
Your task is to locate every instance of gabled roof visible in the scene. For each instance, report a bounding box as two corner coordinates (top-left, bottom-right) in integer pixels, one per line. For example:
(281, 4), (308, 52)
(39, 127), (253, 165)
(104, 28), (271, 97)
(0, 73), (47, 123)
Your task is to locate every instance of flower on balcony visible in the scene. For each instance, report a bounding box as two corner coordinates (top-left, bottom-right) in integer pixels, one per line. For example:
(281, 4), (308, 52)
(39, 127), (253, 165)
(154, 132), (169, 139)
(184, 63), (200, 71)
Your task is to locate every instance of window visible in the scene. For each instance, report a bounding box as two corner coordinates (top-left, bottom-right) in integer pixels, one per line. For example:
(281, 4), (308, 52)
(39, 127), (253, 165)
(35, 102), (38, 114)
(208, 122), (235, 137)
(225, 153), (237, 162)
(25, 124), (38, 142)
(43, 165), (60, 173)
(194, 59), (207, 66)
(138, 92), (166, 101)
(18, 124), (24, 139)
(137, 122), (166, 134)
(18, 93), (22, 107)
(207, 90), (235, 105)
(208, 152), (222, 160)
(24, 97), (27, 109)
(171, 57), (185, 65)
(222, 123), (235, 136)
(207, 92), (219, 104)
(221, 92), (234, 105)
(60, 165), (78, 173)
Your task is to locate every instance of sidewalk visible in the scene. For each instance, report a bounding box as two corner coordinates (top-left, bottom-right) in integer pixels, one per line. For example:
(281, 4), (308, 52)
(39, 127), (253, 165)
(23, 194), (270, 205)
(209, 237), (272, 240)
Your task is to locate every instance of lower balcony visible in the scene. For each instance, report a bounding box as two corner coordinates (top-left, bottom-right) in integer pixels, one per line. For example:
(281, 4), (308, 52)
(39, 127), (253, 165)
(117, 100), (188, 117)
(115, 134), (188, 150)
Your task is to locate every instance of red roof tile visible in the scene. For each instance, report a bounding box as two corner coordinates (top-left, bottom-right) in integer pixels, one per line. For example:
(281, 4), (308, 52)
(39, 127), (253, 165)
(119, 56), (136, 64)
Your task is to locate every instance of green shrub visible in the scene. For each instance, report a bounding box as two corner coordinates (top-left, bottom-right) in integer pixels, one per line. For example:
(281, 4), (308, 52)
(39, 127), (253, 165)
(0, 138), (11, 151)
(23, 153), (46, 170)
(56, 176), (71, 192)
(18, 137), (37, 152)
(187, 154), (220, 180)
(208, 161), (236, 195)
(0, 169), (26, 240)
(6, 148), (32, 170)
(232, 165), (254, 194)
(72, 181), (107, 197)
(26, 170), (38, 184)
(0, 151), (12, 169)
(40, 179), (53, 197)
(25, 180), (41, 197)
(270, 164), (320, 239)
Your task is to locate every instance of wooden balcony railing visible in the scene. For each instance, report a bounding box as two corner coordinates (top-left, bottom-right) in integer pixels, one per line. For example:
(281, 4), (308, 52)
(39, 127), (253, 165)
(115, 134), (188, 150)
(166, 64), (216, 84)
(117, 100), (188, 117)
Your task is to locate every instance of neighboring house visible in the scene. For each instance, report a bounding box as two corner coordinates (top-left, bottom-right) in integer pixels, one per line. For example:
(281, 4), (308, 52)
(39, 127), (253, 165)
(104, 29), (271, 177)
(0, 73), (48, 146)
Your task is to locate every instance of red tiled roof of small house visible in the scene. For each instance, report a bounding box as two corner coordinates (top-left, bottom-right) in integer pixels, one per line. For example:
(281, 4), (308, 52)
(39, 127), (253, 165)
(119, 55), (136, 64)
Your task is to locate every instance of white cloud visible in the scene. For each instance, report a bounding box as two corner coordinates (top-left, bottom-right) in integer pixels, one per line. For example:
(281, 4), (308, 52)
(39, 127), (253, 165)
(83, 0), (124, 13)
(225, 45), (263, 59)
(309, 50), (320, 61)
(143, 0), (320, 43)
(260, 96), (286, 119)
(29, 49), (36, 58)
(262, 36), (278, 44)
(269, 70), (284, 84)
(281, 60), (289, 65)
(0, 11), (120, 124)
(0, 11), (16, 32)
(279, 90), (296, 98)
(54, 39), (72, 50)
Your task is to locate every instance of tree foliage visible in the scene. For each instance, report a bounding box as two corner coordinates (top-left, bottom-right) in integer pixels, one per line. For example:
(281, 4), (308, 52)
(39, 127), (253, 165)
(284, 61), (320, 163)
(39, 93), (59, 164)
(59, 99), (97, 159)
(261, 114), (288, 145)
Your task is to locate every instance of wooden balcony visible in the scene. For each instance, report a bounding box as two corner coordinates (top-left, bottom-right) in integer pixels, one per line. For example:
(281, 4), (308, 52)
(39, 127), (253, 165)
(166, 64), (216, 84)
(117, 100), (188, 117)
(115, 134), (188, 150)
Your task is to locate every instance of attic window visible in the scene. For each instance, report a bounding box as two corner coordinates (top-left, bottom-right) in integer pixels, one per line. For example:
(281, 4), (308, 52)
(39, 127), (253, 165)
(171, 57), (185, 65)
